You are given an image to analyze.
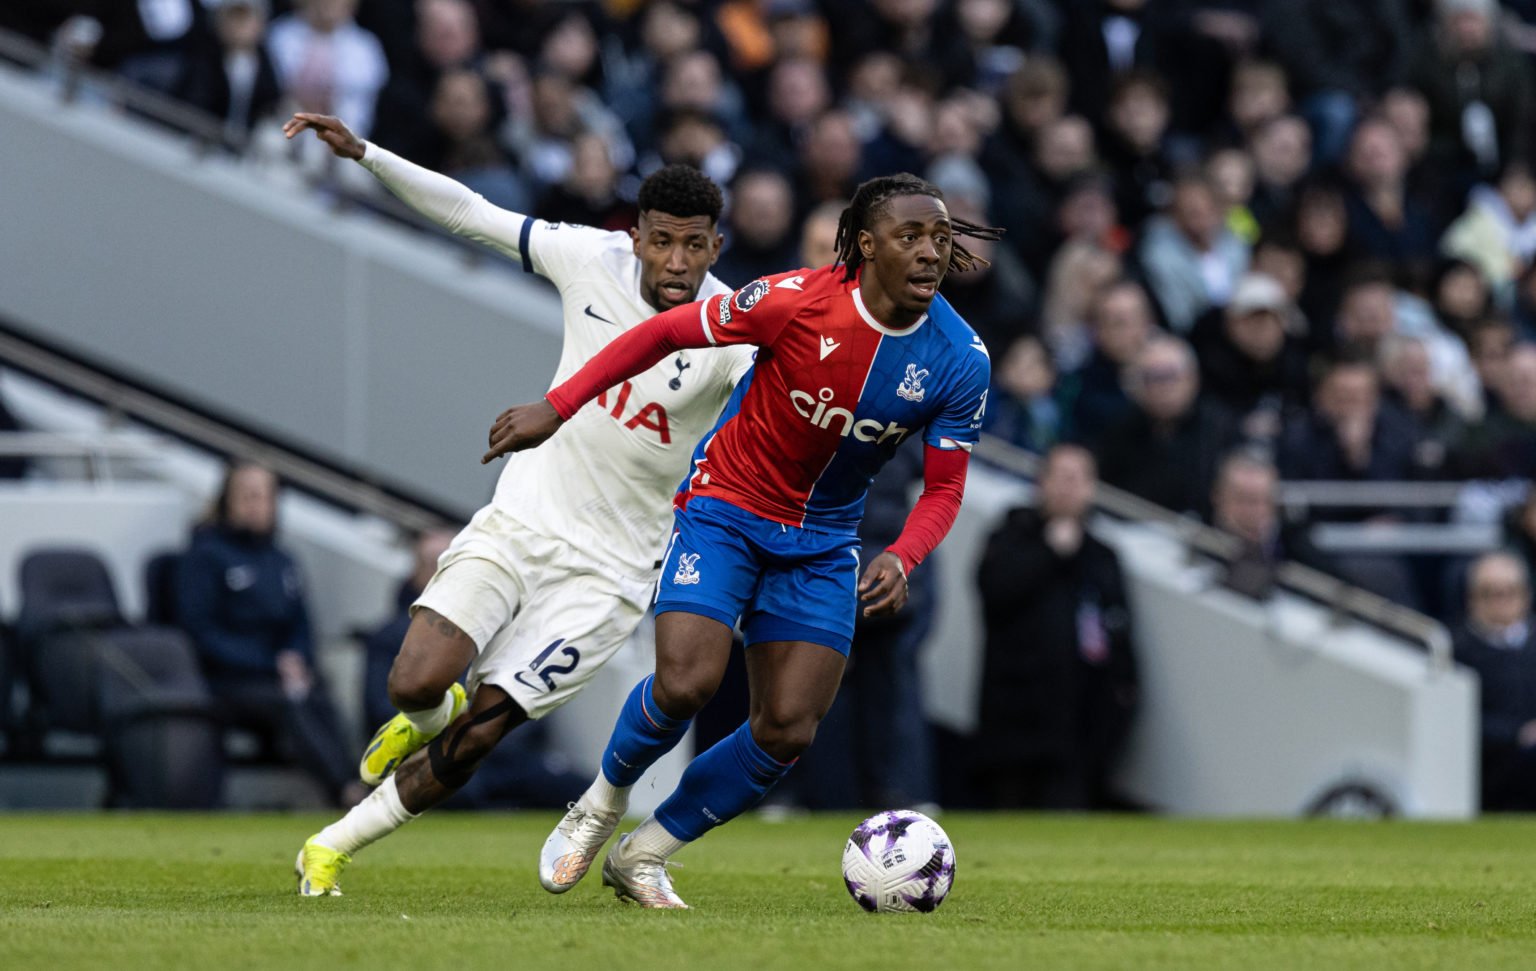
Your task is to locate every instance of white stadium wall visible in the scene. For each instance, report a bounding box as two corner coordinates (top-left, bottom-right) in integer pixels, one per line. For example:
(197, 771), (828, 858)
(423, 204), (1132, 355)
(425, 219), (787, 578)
(924, 465), (1478, 819)
(0, 62), (564, 516)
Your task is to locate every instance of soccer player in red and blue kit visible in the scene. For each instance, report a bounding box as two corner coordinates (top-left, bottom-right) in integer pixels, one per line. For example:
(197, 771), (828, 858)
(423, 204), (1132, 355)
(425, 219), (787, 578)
(484, 175), (1001, 908)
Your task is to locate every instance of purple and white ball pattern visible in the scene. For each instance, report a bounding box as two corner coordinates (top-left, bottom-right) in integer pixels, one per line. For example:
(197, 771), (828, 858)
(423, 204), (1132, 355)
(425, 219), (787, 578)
(841, 809), (956, 913)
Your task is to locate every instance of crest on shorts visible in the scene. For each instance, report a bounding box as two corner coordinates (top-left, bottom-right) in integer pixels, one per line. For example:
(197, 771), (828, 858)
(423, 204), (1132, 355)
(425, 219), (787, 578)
(673, 552), (701, 585)
(896, 364), (929, 402)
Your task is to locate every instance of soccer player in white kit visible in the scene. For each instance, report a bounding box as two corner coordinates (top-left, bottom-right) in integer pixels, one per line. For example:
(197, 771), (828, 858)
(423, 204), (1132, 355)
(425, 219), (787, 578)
(281, 113), (754, 896)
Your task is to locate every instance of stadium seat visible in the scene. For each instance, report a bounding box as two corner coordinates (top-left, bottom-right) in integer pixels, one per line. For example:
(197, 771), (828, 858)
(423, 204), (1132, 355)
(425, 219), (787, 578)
(97, 628), (223, 809)
(14, 548), (126, 747)
(141, 551), (181, 628)
(15, 547), (125, 647)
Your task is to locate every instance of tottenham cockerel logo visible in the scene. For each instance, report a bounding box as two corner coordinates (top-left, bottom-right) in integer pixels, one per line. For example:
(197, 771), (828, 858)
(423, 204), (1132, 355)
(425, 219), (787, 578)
(673, 552), (701, 585)
(896, 364), (929, 402)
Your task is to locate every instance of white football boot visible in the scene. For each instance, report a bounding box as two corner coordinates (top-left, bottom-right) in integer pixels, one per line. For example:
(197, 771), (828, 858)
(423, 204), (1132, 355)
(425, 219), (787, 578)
(539, 801), (622, 893)
(600, 834), (688, 909)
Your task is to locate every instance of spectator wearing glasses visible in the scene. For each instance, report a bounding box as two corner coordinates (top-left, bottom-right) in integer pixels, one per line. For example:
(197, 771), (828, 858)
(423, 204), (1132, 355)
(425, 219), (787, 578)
(1095, 335), (1238, 517)
(1455, 551), (1536, 810)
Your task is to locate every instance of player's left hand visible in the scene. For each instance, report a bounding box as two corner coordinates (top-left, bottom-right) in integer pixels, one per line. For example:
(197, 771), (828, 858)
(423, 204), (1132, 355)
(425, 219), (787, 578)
(859, 552), (909, 618)
(482, 399), (564, 463)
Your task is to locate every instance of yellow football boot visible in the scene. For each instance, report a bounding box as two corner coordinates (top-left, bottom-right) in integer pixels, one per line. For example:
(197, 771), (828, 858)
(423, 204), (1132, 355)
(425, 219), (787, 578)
(295, 835), (351, 897)
(359, 682), (467, 786)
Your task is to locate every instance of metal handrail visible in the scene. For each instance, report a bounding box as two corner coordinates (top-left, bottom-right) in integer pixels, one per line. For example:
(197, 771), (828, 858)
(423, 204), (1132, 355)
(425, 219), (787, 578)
(974, 435), (1454, 669)
(0, 25), (518, 272)
(0, 329), (454, 534)
(1278, 480), (1475, 509)
(0, 430), (163, 483)
(0, 26), (246, 156)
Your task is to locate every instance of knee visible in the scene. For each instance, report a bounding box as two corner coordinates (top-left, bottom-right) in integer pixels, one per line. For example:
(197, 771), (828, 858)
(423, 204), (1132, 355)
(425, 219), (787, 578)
(750, 708), (821, 763)
(387, 659), (449, 713)
(650, 669), (717, 720)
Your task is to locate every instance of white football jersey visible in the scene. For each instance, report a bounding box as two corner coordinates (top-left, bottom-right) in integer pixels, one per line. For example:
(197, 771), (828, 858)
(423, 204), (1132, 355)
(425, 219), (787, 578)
(360, 145), (753, 575)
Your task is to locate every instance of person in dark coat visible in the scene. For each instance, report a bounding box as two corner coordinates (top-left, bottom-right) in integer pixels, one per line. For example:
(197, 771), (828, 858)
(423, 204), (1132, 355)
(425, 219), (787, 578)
(173, 0), (282, 136)
(1061, 279), (1155, 448)
(1095, 335), (1240, 517)
(975, 445), (1138, 809)
(175, 461), (362, 807)
(1260, 0), (1415, 163)
(1407, 0), (1533, 182)
(1191, 271), (1311, 445)
(1453, 551), (1536, 810)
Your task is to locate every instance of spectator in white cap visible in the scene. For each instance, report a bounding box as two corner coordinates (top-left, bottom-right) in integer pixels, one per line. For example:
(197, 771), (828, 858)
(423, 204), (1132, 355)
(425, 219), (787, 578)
(1193, 271), (1310, 442)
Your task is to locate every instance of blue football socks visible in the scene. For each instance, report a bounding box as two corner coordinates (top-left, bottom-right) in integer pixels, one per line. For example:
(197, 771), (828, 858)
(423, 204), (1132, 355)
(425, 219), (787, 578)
(600, 675), (691, 787)
(654, 721), (795, 842)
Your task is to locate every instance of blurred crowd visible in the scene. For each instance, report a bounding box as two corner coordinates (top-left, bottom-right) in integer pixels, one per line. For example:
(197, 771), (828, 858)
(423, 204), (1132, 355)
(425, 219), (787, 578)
(8, 2), (1536, 594)
(12, 0), (1536, 808)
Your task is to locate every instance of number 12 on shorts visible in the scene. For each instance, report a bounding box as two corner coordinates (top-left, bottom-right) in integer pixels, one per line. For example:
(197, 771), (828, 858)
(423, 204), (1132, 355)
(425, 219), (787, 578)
(514, 637), (582, 692)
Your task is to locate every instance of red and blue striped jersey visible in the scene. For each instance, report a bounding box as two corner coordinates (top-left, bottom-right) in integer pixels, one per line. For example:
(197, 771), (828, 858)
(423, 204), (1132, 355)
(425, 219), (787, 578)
(679, 265), (991, 533)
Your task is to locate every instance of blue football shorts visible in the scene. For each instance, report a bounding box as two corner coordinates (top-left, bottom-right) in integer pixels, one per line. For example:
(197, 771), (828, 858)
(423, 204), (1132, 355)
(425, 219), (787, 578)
(654, 496), (861, 655)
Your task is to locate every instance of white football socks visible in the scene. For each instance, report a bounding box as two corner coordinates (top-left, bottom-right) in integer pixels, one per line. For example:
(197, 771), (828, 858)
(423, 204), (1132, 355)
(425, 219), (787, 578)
(401, 688), (457, 736)
(579, 773), (631, 816)
(315, 776), (417, 855)
(623, 814), (688, 861)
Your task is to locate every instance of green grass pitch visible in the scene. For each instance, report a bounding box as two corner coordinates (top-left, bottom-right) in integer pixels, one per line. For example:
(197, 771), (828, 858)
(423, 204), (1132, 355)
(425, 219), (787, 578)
(2, 812), (1535, 970)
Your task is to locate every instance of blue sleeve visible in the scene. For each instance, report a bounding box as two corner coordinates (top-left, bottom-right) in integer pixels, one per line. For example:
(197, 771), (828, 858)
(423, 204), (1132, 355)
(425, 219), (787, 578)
(174, 544), (273, 674)
(924, 347), (991, 452)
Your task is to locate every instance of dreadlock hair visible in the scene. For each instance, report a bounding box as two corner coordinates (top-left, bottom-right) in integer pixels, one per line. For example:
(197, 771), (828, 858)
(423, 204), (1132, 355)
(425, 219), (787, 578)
(637, 163), (724, 224)
(833, 174), (1005, 282)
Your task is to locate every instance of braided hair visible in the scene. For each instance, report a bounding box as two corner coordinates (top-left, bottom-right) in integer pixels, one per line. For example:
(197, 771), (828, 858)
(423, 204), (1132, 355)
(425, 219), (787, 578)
(833, 174), (1005, 282)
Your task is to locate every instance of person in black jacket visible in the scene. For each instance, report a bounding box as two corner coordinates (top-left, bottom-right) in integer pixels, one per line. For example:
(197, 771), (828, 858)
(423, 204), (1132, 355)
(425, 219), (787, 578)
(1260, 0), (1415, 164)
(174, 0), (282, 136)
(1095, 335), (1239, 517)
(1192, 271), (1310, 445)
(1454, 551), (1536, 810)
(975, 444), (1138, 809)
(175, 461), (362, 807)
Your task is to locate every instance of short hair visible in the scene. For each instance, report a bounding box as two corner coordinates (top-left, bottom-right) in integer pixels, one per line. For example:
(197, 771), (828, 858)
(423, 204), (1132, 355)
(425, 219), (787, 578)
(833, 173), (1004, 281)
(637, 163), (724, 224)
(1216, 447), (1277, 491)
(1043, 442), (1097, 479)
(1469, 550), (1530, 597)
(1007, 56), (1067, 99)
(1133, 335), (1197, 376)
(1109, 69), (1169, 105)
(1341, 260), (1398, 293)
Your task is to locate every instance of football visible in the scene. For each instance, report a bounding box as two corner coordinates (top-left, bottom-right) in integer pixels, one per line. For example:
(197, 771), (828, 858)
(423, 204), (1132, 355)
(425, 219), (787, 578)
(840, 809), (956, 913)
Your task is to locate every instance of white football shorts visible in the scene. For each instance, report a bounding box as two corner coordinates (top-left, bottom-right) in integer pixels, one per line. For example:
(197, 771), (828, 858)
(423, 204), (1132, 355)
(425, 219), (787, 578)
(412, 506), (655, 719)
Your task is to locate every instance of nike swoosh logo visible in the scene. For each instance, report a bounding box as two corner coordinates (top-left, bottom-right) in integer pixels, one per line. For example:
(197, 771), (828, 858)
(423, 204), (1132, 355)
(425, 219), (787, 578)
(584, 305), (616, 325)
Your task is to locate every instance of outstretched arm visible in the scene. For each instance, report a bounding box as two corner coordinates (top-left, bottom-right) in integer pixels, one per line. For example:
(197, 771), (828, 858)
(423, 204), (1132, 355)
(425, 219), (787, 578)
(481, 301), (715, 462)
(282, 113), (529, 263)
(858, 445), (970, 616)
(481, 273), (801, 463)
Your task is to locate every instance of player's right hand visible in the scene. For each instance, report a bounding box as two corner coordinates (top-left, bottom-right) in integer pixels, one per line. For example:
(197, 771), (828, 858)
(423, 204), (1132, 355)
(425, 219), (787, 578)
(482, 399), (564, 463)
(281, 112), (365, 161)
